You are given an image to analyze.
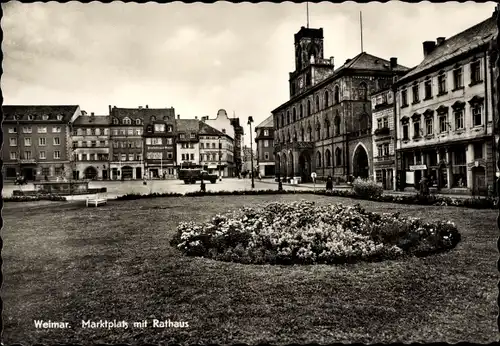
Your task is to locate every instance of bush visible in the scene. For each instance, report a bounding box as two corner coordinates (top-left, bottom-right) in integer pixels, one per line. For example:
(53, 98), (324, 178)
(352, 178), (384, 199)
(171, 200), (461, 265)
(3, 194), (67, 202)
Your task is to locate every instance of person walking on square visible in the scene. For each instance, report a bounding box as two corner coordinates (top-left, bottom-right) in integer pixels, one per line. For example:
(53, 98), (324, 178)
(326, 175), (333, 192)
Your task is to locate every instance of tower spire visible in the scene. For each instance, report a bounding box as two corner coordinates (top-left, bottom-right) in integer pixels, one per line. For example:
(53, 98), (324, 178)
(306, 2), (310, 28)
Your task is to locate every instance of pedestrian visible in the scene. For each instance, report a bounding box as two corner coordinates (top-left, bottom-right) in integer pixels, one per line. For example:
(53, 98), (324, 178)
(326, 175), (333, 192)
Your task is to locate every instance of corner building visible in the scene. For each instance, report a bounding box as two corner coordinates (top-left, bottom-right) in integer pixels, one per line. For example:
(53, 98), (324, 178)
(272, 26), (409, 183)
(394, 13), (498, 194)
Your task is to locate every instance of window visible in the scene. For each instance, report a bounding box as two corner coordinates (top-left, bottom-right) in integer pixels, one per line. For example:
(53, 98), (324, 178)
(358, 83), (367, 101)
(167, 153), (173, 159)
(426, 118), (433, 135)
(100, 140), (106, 147)
(383, 143), (389, 156)
(54, 151), (61, 159)
(128, 129), (133, 135)
(129, 154), (134, 161)
(24, 138), (32, 146)
(10, 152), (17, 160)
(10, 138), (17, 146)
(190, 133), (196, 139)
(334, 116), (341, 135)
(377, 145), (383, 157)
(38, 126), (47, 133)
(292, 108), (296, 122)
(24, 151), (32, 160)
(23, 126), (32, 133)
(264, 129), (269, 136)
(154, 124), (166, 132)
(439, 115), (448, 133)
(316, 152), (322, 167)
(113, 118), (119, 124)
(136, 154), (142, 161)
(325, 120), (330, 137)
(424, 80), (432, 99)
(39, 151), (46, 159)
(454, 109), (464, 130)
(307, 100), (312, 116)
(334, 85), (340, 104)
(413, 121), (421, 138)
(453, 67), (463, 89)
(402, 124), (409, 140)
(42, 167), (49, 176)
(152, 138), (163, 145)
(264, 152), (269, 160)
(39, 138), (46, 146)
(315, 95), (320, 111)
(136, 119), (141, 125)
(121, 154), (127, 161)
(325, 149), (331, 166)
(57, 115), (63, 120)
(53, 137), (60, 145)
(401, 89), (408, 107)
(472, 105), (482, 126)
(474, 142), (483, 159)
(190, 153), (195, 161)
(122, 117), (131, 125)
(470, 60), (481, 84)
(135, 129), (142, 135)
(27, 115), (34, 120)
(166, 138), (173, 145)
(324, 91), (329, 108)
(335, 148), (342, 166)
(377, 118), (383, 129)
(167, 126), (173, 132)
(8, 127), (17, 134)
(42, 115), (49, 120)
(113, 141), (119, 148)
(383, 117), (388, 128)
(412, 84), (420, 103)
(264, 140), (269, 148)
(181, 154), (186, 161)
(112, 129), (118, 135)
(438, 73), (447, 94)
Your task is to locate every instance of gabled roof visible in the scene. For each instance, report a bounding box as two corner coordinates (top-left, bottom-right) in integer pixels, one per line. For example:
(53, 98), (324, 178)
(338, 52), (409, 73)
(199, 121), (226, 137)
(398, 15), (496, 83)
(73, 115), (110, 126)
(175, 119), (200, 133)
(2, 105), (79, 122)
(110, 107), (176, 123)
(256, 115), (274, 128)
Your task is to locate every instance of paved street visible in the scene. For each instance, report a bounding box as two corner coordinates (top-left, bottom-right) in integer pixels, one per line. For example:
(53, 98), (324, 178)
(2, 178), (313, 199)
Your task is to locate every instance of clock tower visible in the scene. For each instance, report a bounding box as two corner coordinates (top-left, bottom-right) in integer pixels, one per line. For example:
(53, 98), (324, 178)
(289, 26), (335, 99)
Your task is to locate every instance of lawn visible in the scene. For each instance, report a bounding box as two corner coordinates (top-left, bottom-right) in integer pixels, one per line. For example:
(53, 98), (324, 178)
(1, 194), (498, 344)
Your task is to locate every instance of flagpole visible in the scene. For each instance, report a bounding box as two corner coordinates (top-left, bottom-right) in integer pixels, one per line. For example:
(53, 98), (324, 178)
(306, 2), (310, 28)
(360, 11), (364, 53)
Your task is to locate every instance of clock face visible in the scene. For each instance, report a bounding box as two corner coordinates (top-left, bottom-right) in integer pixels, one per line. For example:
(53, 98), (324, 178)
(298, 78), (304, 88)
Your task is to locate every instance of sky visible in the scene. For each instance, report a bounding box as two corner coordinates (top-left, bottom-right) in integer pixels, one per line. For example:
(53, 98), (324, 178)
(2, 1), (497, 147)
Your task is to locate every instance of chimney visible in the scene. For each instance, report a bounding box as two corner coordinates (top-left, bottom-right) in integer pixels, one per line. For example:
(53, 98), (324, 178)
(108, 105), (112, 114)
(195, 116), (198, 120)
(345, 58), (352, 64)
(390, 57), (398, 69)
(146, 105), (148, 108)
(91, 112), (95, 116)
(330, 56), (335, 68)
(436, 37), (446, 46)
(177, 114), (180, 119)
(423, 41), (436, 57)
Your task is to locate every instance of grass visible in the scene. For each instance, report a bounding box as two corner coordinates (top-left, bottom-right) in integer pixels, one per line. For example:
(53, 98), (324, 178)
(2, 195), (498, 344)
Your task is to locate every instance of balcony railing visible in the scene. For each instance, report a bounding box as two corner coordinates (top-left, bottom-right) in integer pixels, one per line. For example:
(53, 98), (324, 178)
(374, 127), (390, 136)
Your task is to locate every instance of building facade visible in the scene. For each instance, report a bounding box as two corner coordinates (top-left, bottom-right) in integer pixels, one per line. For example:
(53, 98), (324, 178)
(272, 26), (409, 183)
(109, 106), (145, 180)
(230, 117), (244, 176)
(176, 118), (201, 171)
(199, 122), (234, 177)
(2, 105), (80, 181)
(241, 145), (257, 175)
(371, 88), (397, 190)
(394, 14), (497, 194)
(71, 112), (110, 180)
(255, 115), (275, 177)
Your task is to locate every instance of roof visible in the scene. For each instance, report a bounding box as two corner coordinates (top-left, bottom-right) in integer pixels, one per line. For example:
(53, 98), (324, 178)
(398, 15), (496, 83)
(73, 115), (110, 126)
(337, 52), (409, 73)
(175, 119), (200, 133)
(2, 105), (79, 122)
(110, 107), (176, 123)
(199, 121), (226, 137)
(256, 115), (274, 128)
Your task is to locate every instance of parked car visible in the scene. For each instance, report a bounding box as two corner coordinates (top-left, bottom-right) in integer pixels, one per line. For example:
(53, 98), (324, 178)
(179, 169), (217, 184)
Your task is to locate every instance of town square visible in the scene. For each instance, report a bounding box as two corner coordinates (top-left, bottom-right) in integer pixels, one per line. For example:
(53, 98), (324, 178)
(1, 1), (499, 344)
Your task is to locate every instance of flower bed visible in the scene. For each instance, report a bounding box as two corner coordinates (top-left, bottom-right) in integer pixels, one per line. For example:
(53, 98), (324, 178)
(3, 194), (67, 202)
(171, 200), (461, 265)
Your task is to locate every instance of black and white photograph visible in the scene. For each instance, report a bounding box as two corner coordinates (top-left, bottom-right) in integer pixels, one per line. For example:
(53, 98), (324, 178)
(1, 0), (499, 344)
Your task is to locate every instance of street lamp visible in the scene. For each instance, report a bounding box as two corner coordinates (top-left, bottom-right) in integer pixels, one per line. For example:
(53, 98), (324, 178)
(218, 135), (222, 181)
(248, 116), (255, 189)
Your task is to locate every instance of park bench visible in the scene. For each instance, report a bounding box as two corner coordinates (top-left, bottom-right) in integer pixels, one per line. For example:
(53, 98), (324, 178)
(86, 192), (108, 207)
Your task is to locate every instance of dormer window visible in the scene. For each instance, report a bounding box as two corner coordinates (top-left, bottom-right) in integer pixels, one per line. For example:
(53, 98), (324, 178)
(27, 115), (34, 120)
(163, 116), (169, 121)
(135, 119), (141, 125)
(42, 115), (49, 120)
(150, 116), (156, 122)
(57, 115), (63, 120)
(167, 125), (173, 132)
(180, 134), (185, 139)
(113, 118), (119, 124)
(122, 117), (131, 125)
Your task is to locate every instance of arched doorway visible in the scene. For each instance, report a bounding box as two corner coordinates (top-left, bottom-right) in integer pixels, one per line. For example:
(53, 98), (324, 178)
(122, 166), (133, 180)
(299, 152), (311, 183)
(471, 166), (486, 195)
(353, 145), (369, 179)
(84, 166), (98, 180)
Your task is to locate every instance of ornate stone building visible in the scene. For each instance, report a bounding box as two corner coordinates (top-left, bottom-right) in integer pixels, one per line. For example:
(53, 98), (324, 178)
(394, 14), (497, 194)
(272, 26), (408, 183)
(255, 115), (275, 177)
